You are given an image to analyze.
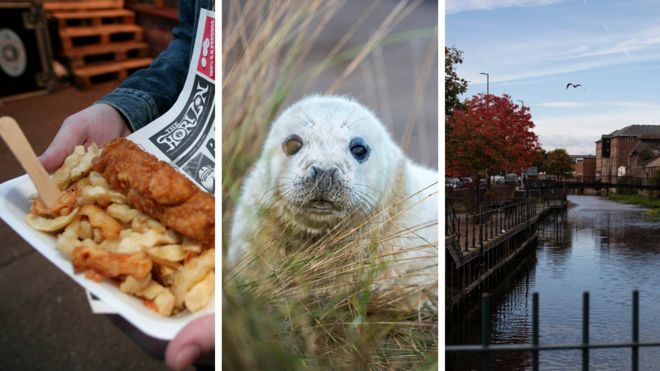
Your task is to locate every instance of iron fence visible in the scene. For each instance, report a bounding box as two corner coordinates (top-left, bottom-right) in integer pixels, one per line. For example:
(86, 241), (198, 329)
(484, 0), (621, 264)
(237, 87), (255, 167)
(445, 290), (660, 371)
(445, 195), (566, 250)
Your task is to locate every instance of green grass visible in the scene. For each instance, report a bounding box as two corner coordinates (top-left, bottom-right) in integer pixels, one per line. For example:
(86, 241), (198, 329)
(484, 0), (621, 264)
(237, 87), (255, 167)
(608, 193), (660, 219)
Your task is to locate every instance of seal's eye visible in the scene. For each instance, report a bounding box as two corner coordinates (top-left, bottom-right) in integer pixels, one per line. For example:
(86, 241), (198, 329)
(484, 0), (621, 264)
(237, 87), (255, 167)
(349, 137), (370, 163)
(283, 134), (303, 156)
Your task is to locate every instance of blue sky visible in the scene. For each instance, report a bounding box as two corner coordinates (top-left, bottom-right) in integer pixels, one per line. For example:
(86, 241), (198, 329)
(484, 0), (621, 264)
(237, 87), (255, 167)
(446, 0), (660, 155)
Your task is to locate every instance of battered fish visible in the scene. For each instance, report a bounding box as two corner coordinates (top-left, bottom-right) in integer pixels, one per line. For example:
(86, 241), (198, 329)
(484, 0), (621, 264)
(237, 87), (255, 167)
(92, 138), (214, 245)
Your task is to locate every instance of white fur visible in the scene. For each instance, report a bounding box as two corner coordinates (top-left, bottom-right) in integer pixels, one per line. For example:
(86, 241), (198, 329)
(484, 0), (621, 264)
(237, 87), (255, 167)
(227, 96), (437, 306)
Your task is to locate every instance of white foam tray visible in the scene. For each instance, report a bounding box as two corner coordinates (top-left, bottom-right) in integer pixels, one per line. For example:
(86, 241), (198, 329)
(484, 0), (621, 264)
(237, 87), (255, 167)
(0, 174), (214, 340)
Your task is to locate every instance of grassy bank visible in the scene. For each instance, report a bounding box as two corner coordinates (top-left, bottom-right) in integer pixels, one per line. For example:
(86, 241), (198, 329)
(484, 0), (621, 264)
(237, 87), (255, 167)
(608, 194), (660, 219)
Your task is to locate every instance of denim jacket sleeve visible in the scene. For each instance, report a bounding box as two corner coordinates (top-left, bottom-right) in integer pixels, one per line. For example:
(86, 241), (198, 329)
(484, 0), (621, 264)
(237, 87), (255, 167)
(97, 0), (212, 131)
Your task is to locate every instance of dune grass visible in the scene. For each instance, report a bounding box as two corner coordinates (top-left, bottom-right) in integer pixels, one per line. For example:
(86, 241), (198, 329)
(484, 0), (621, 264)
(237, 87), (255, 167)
(222, 0), (438, 369)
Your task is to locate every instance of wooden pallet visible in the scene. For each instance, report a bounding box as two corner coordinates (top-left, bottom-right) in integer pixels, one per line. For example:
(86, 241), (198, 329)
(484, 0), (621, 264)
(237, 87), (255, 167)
(126, 0), (171, 8)
(52, 9), (135, 29)
(63, 41), (148, 68)
(73, 57), (152, 89)
(43, 0), (124, 12)
(59, 24), (143, 50)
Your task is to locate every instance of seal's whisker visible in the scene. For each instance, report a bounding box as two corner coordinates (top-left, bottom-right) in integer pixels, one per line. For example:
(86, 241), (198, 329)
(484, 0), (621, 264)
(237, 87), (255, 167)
(289, 116), (311, 128)
(340, 107), (357, 128)
(345, 116), (368, 130)
(297, 108), (316, 127)
(263, 183), (289, 195)
(350, 190), (378, 213)
(352, 187), (378, 207)
(353, 182), (381, 194)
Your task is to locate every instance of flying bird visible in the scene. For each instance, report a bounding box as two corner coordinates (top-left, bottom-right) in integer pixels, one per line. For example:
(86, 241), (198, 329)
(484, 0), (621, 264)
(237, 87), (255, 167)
(566, 83), (582, 89)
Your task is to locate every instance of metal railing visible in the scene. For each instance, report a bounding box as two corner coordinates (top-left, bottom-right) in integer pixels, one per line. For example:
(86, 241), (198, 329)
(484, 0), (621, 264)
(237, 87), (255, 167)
(446, 194), (566, 249)
(445, 290), (660, 371)
(446, 197), (458, 236)
(460, 199), (534, 252)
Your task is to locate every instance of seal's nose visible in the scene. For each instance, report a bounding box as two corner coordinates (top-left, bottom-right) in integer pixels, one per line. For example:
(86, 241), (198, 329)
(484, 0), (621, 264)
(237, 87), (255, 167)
(311, 166), (337, 189)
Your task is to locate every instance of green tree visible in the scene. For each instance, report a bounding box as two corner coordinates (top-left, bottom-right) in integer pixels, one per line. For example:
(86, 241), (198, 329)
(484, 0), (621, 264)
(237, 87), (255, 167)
(542, 149), (573, 179)
(534, 149), (547, 170)
(445, 47), (468, 118)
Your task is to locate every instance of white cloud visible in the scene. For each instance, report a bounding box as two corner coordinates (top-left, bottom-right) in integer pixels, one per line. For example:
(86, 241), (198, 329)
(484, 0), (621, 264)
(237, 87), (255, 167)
(446, 0), (569, 14)
(537, 101), (587, 108)
(537, 101), (660, 109)
(534, 107), (660, 154)
(457, 24), (660, 85)
(539, 133), (597, 155)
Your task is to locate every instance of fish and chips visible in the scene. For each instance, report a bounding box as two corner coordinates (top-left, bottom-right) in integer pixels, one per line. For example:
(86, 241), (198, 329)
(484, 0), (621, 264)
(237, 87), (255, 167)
(24, 139), (215, 317)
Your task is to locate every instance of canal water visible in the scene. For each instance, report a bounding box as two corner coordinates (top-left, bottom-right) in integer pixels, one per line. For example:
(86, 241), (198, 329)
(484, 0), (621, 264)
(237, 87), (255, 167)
(446, 195), (660, 370)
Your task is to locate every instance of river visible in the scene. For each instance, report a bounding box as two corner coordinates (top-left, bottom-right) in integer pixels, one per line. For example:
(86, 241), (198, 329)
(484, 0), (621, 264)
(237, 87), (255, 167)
(446, 195), (660, 370)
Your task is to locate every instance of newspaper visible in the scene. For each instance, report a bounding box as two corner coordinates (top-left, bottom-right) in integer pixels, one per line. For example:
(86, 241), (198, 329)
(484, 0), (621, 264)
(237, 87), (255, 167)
(88, 8), (215, 315)
(128, 8), (215, 193)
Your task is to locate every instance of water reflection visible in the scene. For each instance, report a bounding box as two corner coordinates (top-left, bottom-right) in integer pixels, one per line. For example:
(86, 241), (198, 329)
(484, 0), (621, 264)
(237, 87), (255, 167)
(447, 195), (660, 370)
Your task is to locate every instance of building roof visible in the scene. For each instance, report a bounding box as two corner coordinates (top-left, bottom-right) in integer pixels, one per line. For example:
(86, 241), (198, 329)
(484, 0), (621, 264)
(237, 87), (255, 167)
(630, 140), (660, 156)
(646, 156), (660, 169)
(603, 124), (660, 139)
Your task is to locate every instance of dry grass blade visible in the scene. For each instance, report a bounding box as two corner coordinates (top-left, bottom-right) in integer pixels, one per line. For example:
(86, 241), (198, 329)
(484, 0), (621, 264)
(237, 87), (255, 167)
(325, 0), (423, 94)
(222, 0), (438, 369)
(402, 27), (439, 153)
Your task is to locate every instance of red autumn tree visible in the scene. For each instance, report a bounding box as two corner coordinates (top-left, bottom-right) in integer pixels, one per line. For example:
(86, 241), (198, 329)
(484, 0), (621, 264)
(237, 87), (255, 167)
(446, 94), (542, 178)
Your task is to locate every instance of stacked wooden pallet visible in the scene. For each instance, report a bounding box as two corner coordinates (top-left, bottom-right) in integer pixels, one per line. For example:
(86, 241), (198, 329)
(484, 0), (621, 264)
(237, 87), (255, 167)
(45, 0), (153, 89)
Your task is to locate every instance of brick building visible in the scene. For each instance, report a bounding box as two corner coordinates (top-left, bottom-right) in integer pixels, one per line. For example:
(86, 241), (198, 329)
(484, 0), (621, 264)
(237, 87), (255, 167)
(595, 125), (660, 181)
(646, 157), (660, 178)
(570, 155), (596, 181)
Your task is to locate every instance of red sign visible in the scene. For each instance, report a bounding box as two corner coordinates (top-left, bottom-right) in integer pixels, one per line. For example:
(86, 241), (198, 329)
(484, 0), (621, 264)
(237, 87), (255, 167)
(196, 16), (214, 80)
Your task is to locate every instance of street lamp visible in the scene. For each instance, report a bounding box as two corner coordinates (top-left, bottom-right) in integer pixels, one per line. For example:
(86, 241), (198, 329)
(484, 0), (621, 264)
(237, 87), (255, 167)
(517, 99), (525, 108)
(480, 72), (489, 95)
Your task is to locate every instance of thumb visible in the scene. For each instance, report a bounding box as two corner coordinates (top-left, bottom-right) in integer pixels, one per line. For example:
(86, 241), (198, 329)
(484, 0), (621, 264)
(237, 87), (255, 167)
(39, 121), (86, 172)
(165, 314), (215, 370)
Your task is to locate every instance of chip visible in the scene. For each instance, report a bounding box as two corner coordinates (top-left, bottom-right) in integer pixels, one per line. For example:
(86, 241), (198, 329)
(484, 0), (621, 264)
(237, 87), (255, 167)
(120, 274), (152, 294)
(25, 143), (214, 317)
(139, 281), (165, 300)
(184, 272), (214, 312)
(79, 204), (121, 240)
(30, 185), (79, 217)
(56, 226), (82, 258)
(52, 143), (100, 190)
(106, 204), (141, 224)
(81, 185), (126, 207)
(172, 249), (215, 307)
(148, 244), (187, 262)
(132, 214), (166, 234)
(25, 207), (80, 232)
(71, 246), (152, 280)
(118, 229), (163, 253)
(153, 288), (175, 316)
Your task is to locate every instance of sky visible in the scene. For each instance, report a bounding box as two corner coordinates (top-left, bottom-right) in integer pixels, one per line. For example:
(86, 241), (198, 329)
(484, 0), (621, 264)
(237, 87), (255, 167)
(446, 0), (660, 155)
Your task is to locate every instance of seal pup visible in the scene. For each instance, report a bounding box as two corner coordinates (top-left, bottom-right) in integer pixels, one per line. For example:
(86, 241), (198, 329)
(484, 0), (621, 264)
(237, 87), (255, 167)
(227, 95), (437, 310)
